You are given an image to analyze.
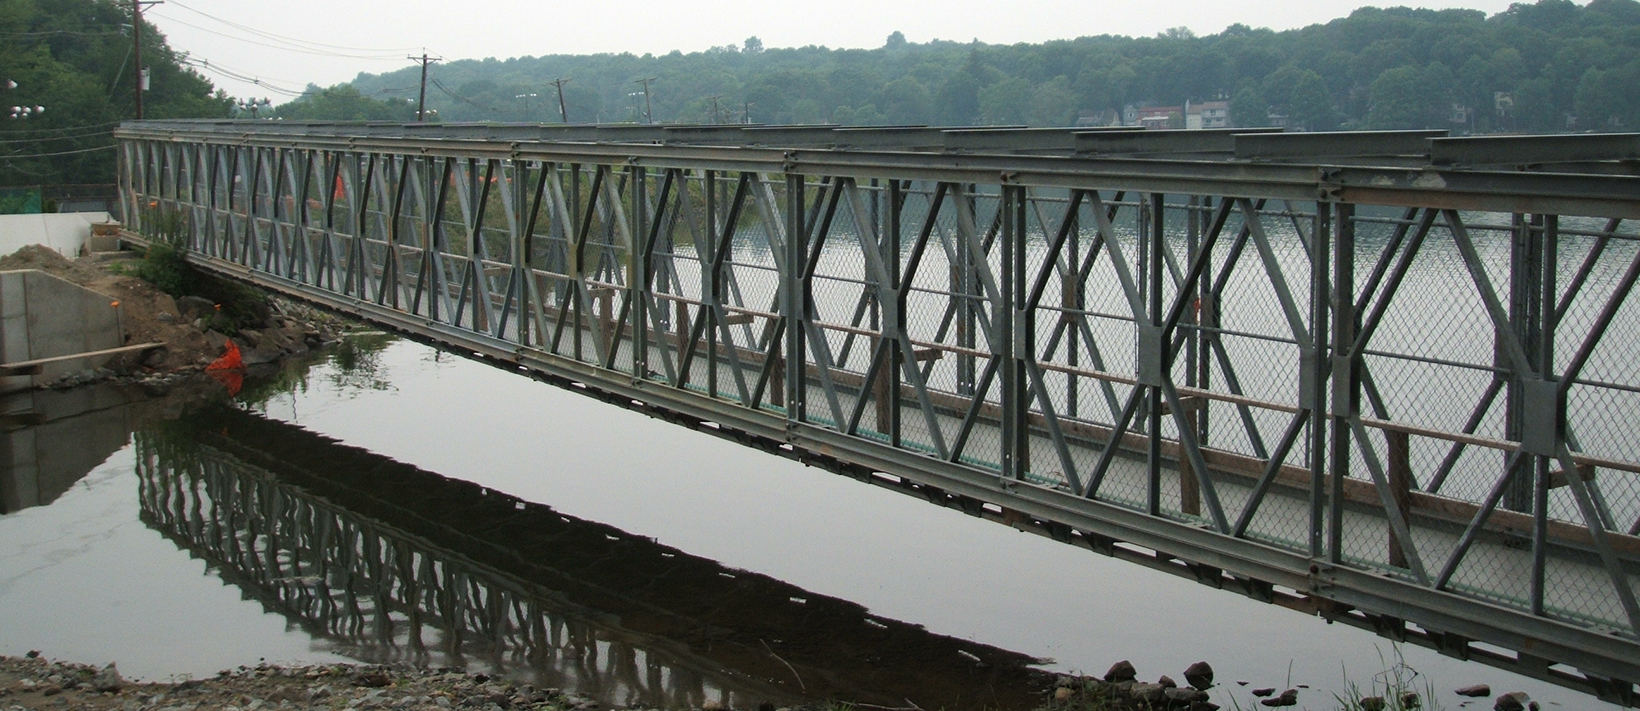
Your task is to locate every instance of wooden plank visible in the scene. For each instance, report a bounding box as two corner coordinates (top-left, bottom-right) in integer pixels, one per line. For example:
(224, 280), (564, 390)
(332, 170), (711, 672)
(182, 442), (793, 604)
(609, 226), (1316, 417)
(0, 342), (165, 377)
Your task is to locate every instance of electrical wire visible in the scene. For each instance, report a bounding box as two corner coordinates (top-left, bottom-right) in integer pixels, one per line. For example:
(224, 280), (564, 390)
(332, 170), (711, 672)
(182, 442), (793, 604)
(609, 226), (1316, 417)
(181, 58), (305, 96)
(0, 120), (123, 135)
(0, 29), (125, 38)
(0, 145), (117, 159)
(0, 128), (116, 144)
(150, 11), (414, 60)
(166, 0), (424, 55)
(431, 78), (496, 112)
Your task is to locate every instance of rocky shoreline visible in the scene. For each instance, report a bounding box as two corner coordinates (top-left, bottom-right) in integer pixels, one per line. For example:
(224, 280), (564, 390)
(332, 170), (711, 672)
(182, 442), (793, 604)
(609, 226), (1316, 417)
(0, 654), (1555, 711)
(0, 655), (660, 711)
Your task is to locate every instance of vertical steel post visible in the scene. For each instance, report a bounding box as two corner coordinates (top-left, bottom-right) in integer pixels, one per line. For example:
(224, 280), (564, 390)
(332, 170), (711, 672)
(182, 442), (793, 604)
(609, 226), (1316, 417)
(785, 174), (807, 423)
(632, 166), (649, 378)
(1309, 204), (1333, 558)
(1146, 193), (1165, 515)
(888, 179), (904, 447)
(1531, 213), (1558, 615)
(999, 185), (1020, 479)
(1329, 203), (1358, 564)
(1507, 213), (1544, 513)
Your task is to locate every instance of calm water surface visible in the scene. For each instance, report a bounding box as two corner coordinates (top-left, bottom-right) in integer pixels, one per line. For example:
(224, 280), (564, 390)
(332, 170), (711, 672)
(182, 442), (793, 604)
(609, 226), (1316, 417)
(0, 337), (1618, 709)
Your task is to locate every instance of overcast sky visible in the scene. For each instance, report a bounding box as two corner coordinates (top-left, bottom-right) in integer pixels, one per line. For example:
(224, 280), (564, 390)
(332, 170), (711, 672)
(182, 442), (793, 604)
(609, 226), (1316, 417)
(149, 0), (1523, 101)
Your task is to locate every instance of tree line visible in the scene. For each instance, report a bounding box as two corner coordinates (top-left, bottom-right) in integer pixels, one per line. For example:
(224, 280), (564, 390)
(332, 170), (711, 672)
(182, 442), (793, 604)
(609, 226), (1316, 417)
(326, 0), (1640, 133)
(0, 0), (229, 188)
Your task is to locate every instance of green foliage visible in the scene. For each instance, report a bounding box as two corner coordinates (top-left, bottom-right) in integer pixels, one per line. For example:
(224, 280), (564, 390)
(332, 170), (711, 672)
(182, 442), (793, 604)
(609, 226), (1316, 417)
(274, 84), (419, 122)
(130, 212), (270, 336)
(338, 0), (1640, 133)
(0, 0), (232, 187)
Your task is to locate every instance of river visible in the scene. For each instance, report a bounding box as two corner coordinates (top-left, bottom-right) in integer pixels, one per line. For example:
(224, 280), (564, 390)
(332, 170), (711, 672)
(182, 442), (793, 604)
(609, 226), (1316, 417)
(0, 335), (1622, 710)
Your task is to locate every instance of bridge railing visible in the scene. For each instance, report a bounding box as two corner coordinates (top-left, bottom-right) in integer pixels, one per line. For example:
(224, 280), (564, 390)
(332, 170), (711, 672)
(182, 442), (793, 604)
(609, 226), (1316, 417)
(117, 121), (1640, 701)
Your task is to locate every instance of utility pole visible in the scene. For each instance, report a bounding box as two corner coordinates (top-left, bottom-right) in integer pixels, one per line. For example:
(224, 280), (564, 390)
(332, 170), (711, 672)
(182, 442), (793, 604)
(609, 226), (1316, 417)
(708, 94), (722, 124)
(131, 0), (162, 119)
(634, 77), (656, 123)
(409, 52), (441, 122)
(550, 78), (571, 123)
(743, 101), (752, 124)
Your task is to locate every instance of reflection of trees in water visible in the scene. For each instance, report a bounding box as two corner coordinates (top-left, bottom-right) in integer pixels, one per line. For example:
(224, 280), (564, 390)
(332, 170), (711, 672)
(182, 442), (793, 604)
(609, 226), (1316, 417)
(133, 407), (1054, 711)
(235, 333), (398, 405)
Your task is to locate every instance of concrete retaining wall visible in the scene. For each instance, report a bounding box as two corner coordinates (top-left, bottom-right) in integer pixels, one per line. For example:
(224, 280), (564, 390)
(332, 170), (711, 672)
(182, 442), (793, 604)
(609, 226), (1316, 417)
(0, 270), (125, 392)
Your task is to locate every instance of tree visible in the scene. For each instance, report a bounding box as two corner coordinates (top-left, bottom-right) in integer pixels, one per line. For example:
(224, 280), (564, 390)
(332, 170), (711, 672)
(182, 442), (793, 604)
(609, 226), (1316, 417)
(1366, 65), (1450, 129)
(977, 76), (1031, 124)
(743, 36), (764, 55)
(1229, 85), (1269, 127)
(1, 0), (229, 188)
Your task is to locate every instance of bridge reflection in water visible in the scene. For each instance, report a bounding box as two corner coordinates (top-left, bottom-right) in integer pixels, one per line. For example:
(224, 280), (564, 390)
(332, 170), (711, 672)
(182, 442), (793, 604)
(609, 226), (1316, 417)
(134, 405), (1054, 710)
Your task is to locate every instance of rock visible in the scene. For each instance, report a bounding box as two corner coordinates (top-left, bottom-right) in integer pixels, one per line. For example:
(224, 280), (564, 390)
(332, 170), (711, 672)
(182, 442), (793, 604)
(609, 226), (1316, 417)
(177, 296), (215, 320)
(1359, 697), (1386, 711)
(355, 672), (391, 688)
(1494, 691), (1530, 711)
(309, 685), (333, 701)
(1251, 688), (1276, 697)
(1053, 687), (1074, 700)
(1455, 684), (1491, 697)
(238, 329), (263, 348)
(193, 317), (207, 330)
(92, 663), (124, 692)
(242, 344), (283, 366)
(1159, 675), (1177, 688)
(1400, 691), (1420, 708)
(156, 311), (176, 323)
(1164, 687), (1207, 703)
(1129, 682), (1166, 704)
(1184, 661), (1214, 690)
(1104, 660), (1138, 682)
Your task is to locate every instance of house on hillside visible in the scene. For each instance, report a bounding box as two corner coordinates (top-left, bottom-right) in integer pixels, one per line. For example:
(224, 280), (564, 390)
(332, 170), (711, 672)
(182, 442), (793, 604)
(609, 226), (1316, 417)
(1186, 100), (1230, 129)
(1134, 105), (1183, 130)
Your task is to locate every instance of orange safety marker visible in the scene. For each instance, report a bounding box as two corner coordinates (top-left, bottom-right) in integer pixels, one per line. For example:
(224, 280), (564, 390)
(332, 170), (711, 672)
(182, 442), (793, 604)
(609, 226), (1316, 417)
(206, 339), (244, 371)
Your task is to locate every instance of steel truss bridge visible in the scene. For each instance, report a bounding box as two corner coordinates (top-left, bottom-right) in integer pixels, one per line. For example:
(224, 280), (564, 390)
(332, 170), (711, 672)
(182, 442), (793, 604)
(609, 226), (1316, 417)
(116, 120), (1640, 704)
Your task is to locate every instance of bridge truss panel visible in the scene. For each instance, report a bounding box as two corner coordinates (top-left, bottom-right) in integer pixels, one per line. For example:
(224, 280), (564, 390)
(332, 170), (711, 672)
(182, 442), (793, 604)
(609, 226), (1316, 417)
(116, 124), (1640, 704)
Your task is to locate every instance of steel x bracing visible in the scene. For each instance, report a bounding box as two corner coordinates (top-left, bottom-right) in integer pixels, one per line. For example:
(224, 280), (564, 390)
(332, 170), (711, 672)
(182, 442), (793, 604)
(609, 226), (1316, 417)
(118, 120), (1640, 705)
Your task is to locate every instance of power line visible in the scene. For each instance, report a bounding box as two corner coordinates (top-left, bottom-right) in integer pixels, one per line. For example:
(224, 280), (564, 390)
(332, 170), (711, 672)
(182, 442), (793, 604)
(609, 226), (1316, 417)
(165, 0), (423, 55)
(0, 120), (123, 135)
(149, 11), (409, 60)
(0, 29), (125, 38)
(0, 128), (116, 144)
(431, 78), (496, 112)
(1, 145), (118, 159)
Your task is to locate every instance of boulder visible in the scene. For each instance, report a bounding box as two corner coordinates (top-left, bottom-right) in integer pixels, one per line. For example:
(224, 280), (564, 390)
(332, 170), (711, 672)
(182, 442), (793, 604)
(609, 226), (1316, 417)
(1455, 684), (1491, 697)
(1359, 697), (1386, 711)
(91, 663), (123, 693)
(1164, 687), (1208, 704)
(1104, 660), (1137, 683)
(1494, 691), (1530, 711)
(177, 295), (215, 320)
(1159, 675), (1177, 688)
(1129, 682), (1166, 704)
(1183, 661), (1214, 690)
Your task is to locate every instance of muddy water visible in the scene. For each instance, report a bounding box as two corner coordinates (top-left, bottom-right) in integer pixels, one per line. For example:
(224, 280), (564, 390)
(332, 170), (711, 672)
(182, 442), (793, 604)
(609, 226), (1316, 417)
(0, 338), (1620, 709)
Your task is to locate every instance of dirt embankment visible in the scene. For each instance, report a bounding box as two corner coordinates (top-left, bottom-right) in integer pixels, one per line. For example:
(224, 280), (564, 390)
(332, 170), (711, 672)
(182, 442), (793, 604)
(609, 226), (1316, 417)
(0, 245), (355, 389)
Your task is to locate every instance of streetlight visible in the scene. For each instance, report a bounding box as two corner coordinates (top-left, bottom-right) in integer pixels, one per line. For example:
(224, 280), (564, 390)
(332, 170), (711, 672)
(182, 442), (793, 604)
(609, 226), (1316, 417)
(2, 80), (40, 120)
(234, 97), (271, 119)
(514, 92), (538, 120)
